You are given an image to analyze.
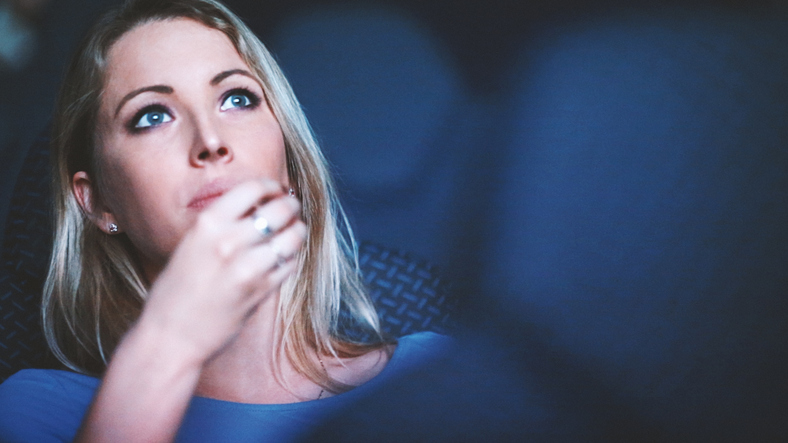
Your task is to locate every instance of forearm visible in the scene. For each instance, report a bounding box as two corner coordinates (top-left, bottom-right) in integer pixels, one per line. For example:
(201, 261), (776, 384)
(74, 316), (204, 443)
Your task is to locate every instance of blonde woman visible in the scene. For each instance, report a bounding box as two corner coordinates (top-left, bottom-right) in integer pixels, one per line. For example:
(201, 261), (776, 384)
(0, 0), (448, 441)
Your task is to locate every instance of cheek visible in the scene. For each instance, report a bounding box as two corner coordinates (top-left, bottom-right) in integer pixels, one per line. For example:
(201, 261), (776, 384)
(101, 152), (162, 215)
(100, 153), (186, 262)
(238, 119), (289, 182)
(99, 161), (141, 217)
(98, 128), (183, 210)
(263, 120), (289, 182)
(270, 131), (289, 183)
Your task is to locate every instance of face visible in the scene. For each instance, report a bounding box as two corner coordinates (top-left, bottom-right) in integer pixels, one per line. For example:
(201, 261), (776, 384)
(83, 18), (288, 276)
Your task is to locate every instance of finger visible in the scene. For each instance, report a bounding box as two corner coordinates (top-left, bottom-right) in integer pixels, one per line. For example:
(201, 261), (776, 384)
(270, 220), (308, 262)
(197, 196), (300, 262)
(250, 195), (301, 241)
(228, 223), (305, 307)
(240, 220), (307, 276)
(240, 256), (299, 313)
(264, 254), (299, 292)
(208, 179), (285, 221)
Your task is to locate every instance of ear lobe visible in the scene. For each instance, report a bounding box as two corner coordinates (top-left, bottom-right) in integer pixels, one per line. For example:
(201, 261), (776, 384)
(72, 171), (120, 234)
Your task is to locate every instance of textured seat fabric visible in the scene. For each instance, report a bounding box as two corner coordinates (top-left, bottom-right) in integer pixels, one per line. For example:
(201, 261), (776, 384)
(481, 9), (788, 440)
(0, 133), (455, 384)
(0, 133), (55, 381)
(356, 242), (453, 338)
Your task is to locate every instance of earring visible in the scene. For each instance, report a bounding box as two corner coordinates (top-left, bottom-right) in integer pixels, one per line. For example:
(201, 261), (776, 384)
(109, 223), (119, 234)
(288, 188), (295, 197)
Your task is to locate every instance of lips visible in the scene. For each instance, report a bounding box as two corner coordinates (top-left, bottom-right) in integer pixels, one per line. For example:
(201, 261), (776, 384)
(187, 178), (238, 210)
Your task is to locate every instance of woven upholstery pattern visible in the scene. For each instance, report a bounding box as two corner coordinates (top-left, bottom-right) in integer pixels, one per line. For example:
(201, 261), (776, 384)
(0, 135), (453, 384)
(0, 135), (56, 382)
(358, 242), (452, 337)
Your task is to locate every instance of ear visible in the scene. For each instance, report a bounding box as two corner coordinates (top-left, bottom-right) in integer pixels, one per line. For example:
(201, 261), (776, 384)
(72, 171), (121, 234)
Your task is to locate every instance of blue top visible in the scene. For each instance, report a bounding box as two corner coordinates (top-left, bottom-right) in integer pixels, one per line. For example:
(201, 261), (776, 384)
(0, 331), (450, 443)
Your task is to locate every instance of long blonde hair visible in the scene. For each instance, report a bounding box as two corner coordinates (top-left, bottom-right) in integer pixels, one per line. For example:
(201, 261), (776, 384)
(43, 0), (385, 393)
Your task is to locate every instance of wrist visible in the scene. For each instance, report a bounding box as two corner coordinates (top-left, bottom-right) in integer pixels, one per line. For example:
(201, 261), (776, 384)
(123, 311), (208, 374)
(78, 311), (206, 442)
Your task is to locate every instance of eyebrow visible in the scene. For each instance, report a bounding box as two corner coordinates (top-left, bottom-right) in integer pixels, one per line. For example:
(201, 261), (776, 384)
(114, 85), (173, 117)
(210, 69), (256, 86)
(113, 69), (258, 118)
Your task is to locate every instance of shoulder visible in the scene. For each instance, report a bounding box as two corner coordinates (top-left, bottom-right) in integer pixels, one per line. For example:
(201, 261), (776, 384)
(386, 331), (454, 373)
(396, 331), (454, 355)
(330, 332), (453, 390)
(0, 369), (98, 442)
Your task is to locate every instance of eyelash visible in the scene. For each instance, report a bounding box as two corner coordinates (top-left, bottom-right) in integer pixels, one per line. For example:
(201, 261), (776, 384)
(127, 103), (171, 133)
(221, 87), (262, 110)
(126, 88), (263, 134)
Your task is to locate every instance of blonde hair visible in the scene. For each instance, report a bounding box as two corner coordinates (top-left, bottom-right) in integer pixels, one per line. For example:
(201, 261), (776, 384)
(43, 0), (385, 393)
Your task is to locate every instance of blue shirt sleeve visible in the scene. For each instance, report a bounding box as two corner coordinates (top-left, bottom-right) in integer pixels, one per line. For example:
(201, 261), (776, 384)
(0, 370), (97, 443)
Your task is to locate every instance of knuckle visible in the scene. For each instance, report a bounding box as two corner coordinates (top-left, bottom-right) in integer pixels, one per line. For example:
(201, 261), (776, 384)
(260, 178), (281, 191)
(287, 195), (302, 213)
(251, 179), (269, 196)
(240, 179), (263, 193)
(274, 194), (299, 214)
(214, 237), (236, 260)
(196, 211), (221, 236)
(282, 225), (307, 255)
(232, 261), (258, 287)
(266, 202), (288, 227)
(265, 196), (291, 217)
(293, 221), (308, 240)
(255, 180), (279, 200)
(261, 271), (279, 289)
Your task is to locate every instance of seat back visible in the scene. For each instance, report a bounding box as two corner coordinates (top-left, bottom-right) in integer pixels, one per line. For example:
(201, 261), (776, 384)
(0, 133), (55, 381)
(266, 5), (495, 276)
(481, 9), (788, 439)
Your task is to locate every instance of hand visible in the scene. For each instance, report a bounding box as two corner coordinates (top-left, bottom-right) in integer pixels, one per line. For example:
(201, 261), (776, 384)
(136, 179), (306, 366)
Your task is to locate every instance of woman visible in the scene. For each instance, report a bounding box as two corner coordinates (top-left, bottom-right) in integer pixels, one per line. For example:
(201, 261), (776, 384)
(0, 0), (448, 441)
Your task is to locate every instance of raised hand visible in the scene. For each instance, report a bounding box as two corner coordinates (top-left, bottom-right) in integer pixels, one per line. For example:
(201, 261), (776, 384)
(139, 179), (307, 365)
(74, 179), (306, 443)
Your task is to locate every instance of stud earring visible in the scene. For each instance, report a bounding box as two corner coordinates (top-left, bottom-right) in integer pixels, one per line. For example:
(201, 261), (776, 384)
(109, 223), (119, 234)
(288, 188), (295, 197)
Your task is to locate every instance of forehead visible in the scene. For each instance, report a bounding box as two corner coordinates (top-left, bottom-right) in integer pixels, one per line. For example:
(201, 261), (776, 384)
(104, 18), (247, 95)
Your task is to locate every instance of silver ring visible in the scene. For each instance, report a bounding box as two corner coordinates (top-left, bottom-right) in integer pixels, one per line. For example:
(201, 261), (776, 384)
(252, 214), (272, 238)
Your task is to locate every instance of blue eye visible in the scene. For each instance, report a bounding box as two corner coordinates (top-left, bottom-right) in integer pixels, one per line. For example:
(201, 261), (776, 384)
(133, 106), (173, 129)
(220, 89), (260, 111)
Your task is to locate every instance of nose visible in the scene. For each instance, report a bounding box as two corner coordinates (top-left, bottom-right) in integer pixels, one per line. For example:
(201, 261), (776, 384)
(189, 114), (233, 166)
